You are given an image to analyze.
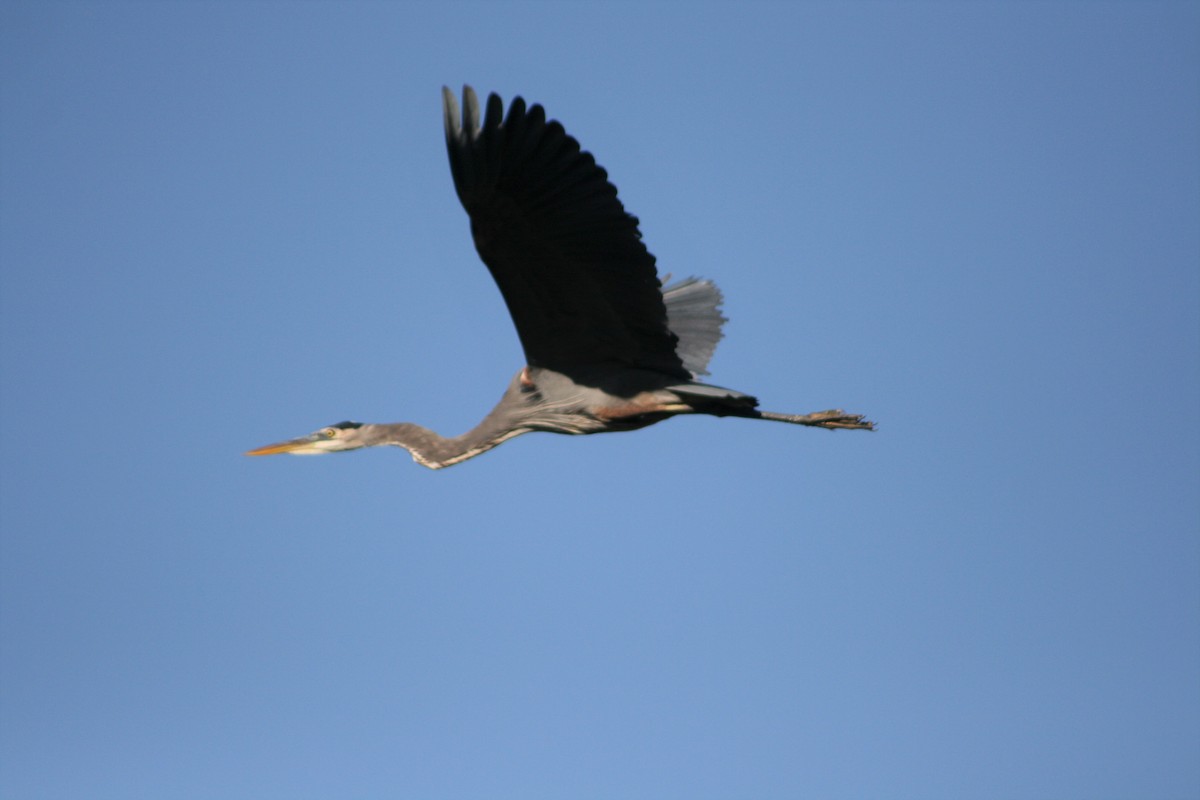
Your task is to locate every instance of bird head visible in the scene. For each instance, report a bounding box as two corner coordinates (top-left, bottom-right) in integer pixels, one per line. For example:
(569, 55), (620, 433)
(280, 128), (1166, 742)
(244, 421), (367, 456)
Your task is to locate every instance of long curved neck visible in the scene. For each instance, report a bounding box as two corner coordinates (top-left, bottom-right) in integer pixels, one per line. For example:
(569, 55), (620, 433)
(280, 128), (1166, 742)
(361, 369), (583, 469)
(364, 415), (531, 470)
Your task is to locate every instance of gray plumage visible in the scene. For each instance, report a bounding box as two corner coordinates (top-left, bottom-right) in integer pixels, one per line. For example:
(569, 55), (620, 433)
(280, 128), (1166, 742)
(246, 86), (873, 469)
(662, 277), (726, 377)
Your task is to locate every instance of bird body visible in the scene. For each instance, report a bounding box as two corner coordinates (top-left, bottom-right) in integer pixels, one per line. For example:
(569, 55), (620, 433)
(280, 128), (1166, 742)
(247, 86), (873, 469)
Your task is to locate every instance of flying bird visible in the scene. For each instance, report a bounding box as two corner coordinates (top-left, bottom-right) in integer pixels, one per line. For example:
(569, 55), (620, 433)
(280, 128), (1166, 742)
(246, 86), (873, 469)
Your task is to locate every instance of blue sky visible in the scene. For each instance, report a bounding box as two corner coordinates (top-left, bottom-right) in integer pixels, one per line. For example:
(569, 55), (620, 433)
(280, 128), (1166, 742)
(2, 2), (1197, 797)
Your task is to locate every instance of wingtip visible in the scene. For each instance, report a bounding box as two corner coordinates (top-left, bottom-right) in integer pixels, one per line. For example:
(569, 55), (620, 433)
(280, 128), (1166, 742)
(442, 87), (460, 136)
(442, 85), (484, 137)
(483, 90), (505, 130)
(463, 85), (480, 133)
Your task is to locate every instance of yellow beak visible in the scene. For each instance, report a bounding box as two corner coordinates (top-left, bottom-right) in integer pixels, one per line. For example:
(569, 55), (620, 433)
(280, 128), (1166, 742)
(244, 435), (321, 456)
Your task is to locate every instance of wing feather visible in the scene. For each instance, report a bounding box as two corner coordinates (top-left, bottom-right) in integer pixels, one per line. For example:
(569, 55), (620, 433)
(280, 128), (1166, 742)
(442, 85), (690, 378)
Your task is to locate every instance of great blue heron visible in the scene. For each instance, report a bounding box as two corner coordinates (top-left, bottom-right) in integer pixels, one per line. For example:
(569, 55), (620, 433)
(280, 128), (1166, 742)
(246, 86), (873, 469)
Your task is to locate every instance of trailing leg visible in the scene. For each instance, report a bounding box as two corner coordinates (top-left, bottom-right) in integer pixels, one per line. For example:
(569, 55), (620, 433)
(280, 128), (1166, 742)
(669, 382), (874, 431)
(754, 409), (875, 430)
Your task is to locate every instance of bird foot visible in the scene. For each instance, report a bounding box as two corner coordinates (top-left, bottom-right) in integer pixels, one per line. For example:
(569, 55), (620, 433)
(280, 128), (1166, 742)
(758, 408), (875, 430)
(802, 409), (875, 430)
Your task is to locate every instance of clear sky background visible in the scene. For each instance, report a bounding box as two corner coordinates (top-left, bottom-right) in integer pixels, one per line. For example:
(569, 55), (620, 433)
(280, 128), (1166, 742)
(2, 2), (1197, 798)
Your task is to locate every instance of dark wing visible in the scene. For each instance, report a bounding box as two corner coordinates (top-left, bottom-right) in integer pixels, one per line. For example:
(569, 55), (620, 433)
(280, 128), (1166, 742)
(442, 86), (690, 379)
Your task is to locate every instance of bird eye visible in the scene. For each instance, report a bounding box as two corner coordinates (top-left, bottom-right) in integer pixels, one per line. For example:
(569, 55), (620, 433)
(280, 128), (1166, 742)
(321, 428), (337, 438)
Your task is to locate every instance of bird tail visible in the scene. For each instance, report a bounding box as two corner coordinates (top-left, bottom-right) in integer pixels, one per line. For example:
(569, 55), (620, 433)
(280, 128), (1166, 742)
(667, 381), (759, 414)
